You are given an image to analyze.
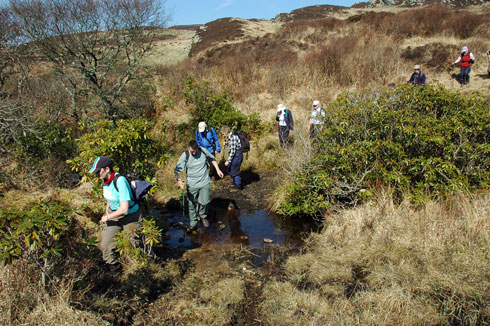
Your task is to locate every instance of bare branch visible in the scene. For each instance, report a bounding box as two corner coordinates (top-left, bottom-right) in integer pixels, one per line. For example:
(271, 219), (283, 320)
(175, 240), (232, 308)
(9, 0), (170, 121)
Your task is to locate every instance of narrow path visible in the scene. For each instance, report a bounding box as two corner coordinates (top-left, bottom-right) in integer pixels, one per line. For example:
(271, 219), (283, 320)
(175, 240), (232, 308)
(211, 170), (277, 210)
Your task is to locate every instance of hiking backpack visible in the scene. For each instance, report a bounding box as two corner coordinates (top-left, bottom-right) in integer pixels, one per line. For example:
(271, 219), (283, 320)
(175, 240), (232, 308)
(113, 173), (152, 210)
(234, 130), (250, 153)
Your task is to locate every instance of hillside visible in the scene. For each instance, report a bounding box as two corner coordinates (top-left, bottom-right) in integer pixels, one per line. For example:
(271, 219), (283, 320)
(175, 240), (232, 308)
(1, 2), (490, 325)
(148, 3), (489, 131)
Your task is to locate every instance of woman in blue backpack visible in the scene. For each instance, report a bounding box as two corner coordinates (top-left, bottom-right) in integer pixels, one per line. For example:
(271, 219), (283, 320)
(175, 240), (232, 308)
(276, 103), (294, 147)
(90, 156), (141, 274)
(195, 121), (221, 177)
(195, 121), (221, 155)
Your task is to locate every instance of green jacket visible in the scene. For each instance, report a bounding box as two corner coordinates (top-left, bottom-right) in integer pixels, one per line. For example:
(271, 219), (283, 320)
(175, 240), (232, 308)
(174, 147), (216, 189)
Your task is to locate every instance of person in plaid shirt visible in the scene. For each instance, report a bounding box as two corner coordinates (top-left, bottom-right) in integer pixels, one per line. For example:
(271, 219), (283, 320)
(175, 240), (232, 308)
(220, 125), (243, 190)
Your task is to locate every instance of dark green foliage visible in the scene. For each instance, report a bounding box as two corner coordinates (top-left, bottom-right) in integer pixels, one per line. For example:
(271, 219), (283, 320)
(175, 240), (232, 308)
(0, 200), (71, 265)
(16, 121), (76, 165)
(182, 77), (262, 135)
(279, 84), (490, 217)
(68, 118), (168, 181)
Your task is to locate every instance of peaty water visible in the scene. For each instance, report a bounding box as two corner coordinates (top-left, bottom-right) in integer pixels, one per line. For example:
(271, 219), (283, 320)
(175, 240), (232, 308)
(157, 205), (314, 250)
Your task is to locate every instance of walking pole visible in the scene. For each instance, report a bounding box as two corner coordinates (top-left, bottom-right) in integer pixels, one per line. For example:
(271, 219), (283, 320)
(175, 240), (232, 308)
(178, 189), (186, 242)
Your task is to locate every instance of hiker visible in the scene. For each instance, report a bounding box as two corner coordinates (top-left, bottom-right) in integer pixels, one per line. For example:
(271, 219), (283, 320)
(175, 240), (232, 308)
(453, 46), (474, 85)
(308, 100), (325, 138)
(90, 156), (142, 274)
(195, 121), (221, 156)
(175, 140), (224, 232)
(408, 64), (427, 85)
(487, 50), (490, 77)
(220, 125), (243, 190)
(276, 103), (294, 147)
(195, 121), (221, 177)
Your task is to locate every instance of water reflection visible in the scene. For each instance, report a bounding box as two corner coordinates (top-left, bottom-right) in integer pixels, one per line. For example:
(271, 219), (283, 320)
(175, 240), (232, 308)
(159, 200), (314, 250)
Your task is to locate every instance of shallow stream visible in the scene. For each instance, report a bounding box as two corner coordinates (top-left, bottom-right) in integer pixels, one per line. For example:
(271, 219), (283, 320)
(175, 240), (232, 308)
(154, 203), (315, 251)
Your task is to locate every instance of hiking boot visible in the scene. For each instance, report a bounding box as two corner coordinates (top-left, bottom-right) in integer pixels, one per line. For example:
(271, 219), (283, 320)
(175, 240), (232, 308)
(234, 184), (243, 190)
(202, 218), (210, 228)
(109, 263), (122, 274)
(186, 225), (197, 234)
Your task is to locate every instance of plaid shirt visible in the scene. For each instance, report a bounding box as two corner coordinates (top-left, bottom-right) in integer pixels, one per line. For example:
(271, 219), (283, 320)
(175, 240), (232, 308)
(226, 133), (241, 163)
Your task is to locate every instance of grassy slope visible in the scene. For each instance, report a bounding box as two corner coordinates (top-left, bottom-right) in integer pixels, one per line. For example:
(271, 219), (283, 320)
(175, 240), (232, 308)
(2, 3), (490, 325)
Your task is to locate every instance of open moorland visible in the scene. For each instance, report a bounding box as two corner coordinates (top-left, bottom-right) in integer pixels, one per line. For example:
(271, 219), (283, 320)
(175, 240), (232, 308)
(1, 1), (490, 325)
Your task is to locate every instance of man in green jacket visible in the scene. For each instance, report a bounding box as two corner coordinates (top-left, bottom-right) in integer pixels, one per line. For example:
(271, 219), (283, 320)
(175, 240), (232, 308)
(175, 140), (224, 231)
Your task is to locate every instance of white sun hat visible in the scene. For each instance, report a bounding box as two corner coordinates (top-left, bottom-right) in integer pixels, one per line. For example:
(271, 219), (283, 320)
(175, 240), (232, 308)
(198, 121), (206, 132)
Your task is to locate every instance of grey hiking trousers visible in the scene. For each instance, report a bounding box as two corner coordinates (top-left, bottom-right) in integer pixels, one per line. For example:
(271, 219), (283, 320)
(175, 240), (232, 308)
(187, 183), (210, 228)
(101, 208), (142, 265)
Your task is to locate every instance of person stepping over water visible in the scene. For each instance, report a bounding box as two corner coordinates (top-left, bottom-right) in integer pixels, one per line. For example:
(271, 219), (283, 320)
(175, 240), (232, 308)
(175, 140), (224, 232)
(195, 121), (221, 177)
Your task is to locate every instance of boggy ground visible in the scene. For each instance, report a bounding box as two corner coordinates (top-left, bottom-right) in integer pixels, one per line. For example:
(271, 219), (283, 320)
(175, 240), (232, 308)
(210, 166), (274, 210)
(132, 168), (308, 325)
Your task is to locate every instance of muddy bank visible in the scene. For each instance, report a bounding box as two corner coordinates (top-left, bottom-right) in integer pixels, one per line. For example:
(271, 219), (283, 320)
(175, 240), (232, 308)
(210, 168), (276, 210)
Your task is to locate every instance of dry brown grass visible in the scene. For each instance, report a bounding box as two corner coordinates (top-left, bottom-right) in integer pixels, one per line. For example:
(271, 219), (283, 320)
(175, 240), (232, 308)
(153, 4), (489, 127)
(133, 245), (247, 326)
(260, 193), (490, 325)
(0, 261), (108, 326)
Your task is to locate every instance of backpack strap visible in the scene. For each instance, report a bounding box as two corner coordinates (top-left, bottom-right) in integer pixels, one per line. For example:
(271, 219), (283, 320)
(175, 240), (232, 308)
(112, 174), (137, 208)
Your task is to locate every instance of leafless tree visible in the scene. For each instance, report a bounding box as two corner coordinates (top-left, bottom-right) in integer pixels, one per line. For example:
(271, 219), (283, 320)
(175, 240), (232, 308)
(0, 6), (31, 97)
(9, 0), (170, 122)
(0, 98), (34, 152)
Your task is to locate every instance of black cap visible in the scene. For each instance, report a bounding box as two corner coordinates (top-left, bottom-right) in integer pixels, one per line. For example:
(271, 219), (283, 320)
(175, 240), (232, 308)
(89, 156), (113, 174)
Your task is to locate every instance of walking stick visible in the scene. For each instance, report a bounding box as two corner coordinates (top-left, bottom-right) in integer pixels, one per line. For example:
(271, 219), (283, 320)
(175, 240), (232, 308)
(178, 189), (186, 242)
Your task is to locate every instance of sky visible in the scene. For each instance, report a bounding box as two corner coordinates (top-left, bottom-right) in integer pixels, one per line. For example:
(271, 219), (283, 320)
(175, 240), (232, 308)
(164, 0), (358, 26)
(0, 0), (359, 26)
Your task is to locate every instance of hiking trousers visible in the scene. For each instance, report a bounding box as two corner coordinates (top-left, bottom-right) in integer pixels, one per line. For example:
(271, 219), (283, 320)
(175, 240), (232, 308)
(101, 208), (142, 265)
(278, 126), (290, 146)
(310, 125), (322, 138)
(228, 150), (243, 186)
(187, 183), (210, 228)
(461, 66), (471, 85)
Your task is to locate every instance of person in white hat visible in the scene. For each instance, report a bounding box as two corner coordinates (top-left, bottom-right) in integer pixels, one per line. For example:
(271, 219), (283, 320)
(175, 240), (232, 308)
(486, 49), (490, 77)
(195, 121), (221, 177)
(408, 64), (427, 85)
(453, 46), (474, 85)
(308, 100), (325, 138)
(275, 103), (294, 147)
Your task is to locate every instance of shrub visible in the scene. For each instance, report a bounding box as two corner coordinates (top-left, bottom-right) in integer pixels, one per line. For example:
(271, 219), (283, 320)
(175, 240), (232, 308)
(0, 200), (71, 266)
(0, 199), (98, 289)
(16, 121), (75, 164)
(6, 121), (77, 188)
(182, 77), (262, 136)
(278, 84), (490, 217)
(68, 118), (168, 181)
(114, 218), (162, 267)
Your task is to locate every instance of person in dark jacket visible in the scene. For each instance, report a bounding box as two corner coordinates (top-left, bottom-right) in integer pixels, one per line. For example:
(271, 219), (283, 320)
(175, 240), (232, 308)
(220, 125), (243, 190)
(275, 103), (294, 147)
(453, 46), (475, 85)
(487, 50), (490, 77)
(408, 64), (427, 85)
